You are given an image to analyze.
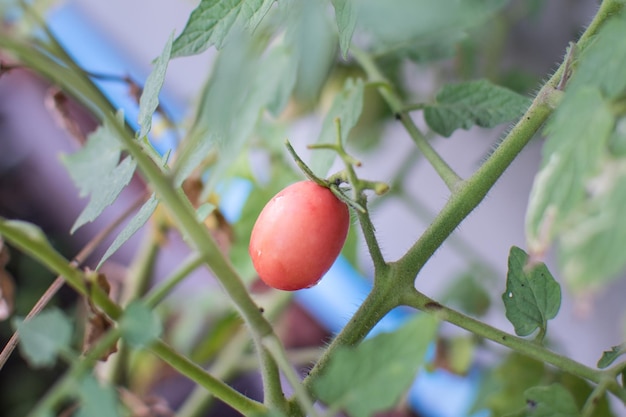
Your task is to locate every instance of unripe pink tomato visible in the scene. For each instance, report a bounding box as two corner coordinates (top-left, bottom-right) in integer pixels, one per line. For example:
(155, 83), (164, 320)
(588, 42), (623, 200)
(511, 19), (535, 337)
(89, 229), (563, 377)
(249, 181), (350, 291)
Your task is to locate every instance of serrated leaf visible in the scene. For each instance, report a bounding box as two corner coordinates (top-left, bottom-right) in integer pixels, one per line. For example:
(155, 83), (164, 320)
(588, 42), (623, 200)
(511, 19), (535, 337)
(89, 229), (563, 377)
(331, 0), (356, 59)
(119, 301), (162, 348)
(525, 87), (614, 252)
(138, 32), (174, 138)
(62, 113), (137, 233)
(598, 343), (626, 369)
(309, 78), (365, 177)
(312, 314), (438, 417)
(97, 194), (158, 270)
(13, 308), (72, 367)
(171, 0), (275, 57)
(524, 384), (578, 417)
(502, 246), (561, 337)
(355, 0), (506, 54)
(423, 79), (531, 137)
(76, 375), (121, 417)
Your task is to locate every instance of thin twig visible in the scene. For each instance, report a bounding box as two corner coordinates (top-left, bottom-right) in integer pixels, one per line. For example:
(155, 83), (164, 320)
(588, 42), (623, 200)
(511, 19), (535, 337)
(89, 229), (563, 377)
(0, 193), (148, 370)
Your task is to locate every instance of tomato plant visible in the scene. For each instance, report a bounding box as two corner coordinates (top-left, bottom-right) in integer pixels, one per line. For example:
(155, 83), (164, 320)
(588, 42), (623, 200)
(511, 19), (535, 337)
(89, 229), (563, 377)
(249, 181), (350, 291)
(2, 1), (626, 417)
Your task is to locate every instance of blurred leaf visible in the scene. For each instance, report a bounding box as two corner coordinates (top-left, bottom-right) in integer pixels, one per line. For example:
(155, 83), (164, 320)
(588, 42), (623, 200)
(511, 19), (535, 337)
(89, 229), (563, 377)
(13, 308), (72, 368)
(557, 160), (626, 290)
(340, 211), (360, 267)
(286, 0), (338, 105)
(119, 301), (162, 348)
(568, 12), (626, 99)
(525, 87), (613, 252)
(502, 246), (561, 337)
(355, 0), (506, 54)
(608, 117), (626, 157)
(97, 194), (159, 269)
(523, 384), (578, 417)
(61, 112), (137, 233)
(558, 373), (614, 417)
(76, 375), (121, 417)
(447, 336), (475, 375)
(597, 343), (626, 369)
(138, 32), (174, 138)
(331, 0), (357, 59)
(310, 78), (365, 177)
(441, 271), (491, 317)
(423, 79), (531, 137)
(312, 314), (438, 417)
(171, 0), (275, 57)
(471, 353), (545, 416)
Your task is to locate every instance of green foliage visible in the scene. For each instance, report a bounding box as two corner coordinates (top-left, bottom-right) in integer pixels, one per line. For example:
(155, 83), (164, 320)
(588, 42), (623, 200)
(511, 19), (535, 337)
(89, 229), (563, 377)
(523, 384), (579, 417)
(61, 112), (137, 233)
(423, 79), (532, 137)
(472, 353), (545, 416)
(75, 375), (121, 417)
(354, 0), (507, 54)
(13, 308), (72, 368)
(312, 314), (438, 417)
(137, 32), (174, 138)
(119, 301), (162, 348)
(310, 78), (365, 177)
(598, 343), (626, 369)
(526, 11), (626, 291)
(97, 194), (159, 269)
(502, 246), (561, 337)
(441, 270), (491, 317)
(171, 0), (275, 57)
(330, 0), (356, 59)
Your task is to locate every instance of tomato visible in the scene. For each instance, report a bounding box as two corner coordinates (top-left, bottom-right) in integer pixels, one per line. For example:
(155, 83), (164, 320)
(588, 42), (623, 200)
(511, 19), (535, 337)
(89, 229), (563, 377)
(249, 181), (350, 291)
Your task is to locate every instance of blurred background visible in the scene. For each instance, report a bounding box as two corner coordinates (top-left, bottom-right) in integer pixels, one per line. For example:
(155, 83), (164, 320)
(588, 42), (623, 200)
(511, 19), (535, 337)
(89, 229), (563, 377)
(1, 0), (625, 416)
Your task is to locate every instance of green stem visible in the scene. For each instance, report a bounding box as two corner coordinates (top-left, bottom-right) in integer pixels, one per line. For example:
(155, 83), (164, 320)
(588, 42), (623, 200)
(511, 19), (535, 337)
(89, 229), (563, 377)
(401, 289), (626, 403)
(144, 252), (204, 308)
(0, 31), (284, 405)
(351, 47), (463, 191)
(264, 336), (320, 417)
(150, 340), (267, 416)
(581, 378), (613, 417)
(355, 198), (387, 275)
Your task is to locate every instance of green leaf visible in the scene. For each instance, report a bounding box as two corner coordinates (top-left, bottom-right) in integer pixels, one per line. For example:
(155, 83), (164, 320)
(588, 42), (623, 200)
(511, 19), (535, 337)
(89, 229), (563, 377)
(502, 246), (561, 337)
(312, 314), (438, 417)
(331, 0), (357, 59)
(76, 375), (121, 417)
(13, 308), (72, 367)
(597, 343), (626, 369)
(525, 87), (614, 252)
(524, 384), (579, 417)
(355, 0), (506, 54)
(97, 194), (159, 270)
(138, 32), (174, 138)
(119, 301), (162, 348)
(61, 112), (137, 233)
(171, 0), (275, 57)
(423, 79), (531, 137)
(557, 373), (614, 417)
(309, 78), (365, 177)
(568, 12), (626, 99)
(286, 0), (338, 105)
(441, 270), (491, 317)
(471, 353), (545, 416)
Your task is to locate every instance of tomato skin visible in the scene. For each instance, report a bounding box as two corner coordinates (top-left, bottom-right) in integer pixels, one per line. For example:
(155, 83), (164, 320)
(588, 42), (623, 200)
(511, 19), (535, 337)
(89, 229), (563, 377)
(249, 181), (350, 291)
